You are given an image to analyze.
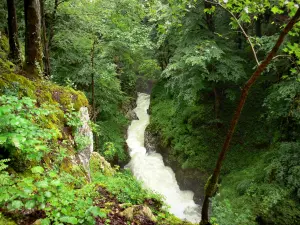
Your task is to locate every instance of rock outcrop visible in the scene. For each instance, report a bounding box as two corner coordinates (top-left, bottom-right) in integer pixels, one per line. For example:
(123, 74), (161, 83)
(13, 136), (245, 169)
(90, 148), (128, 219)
(120, 205), (157, 224)
(90, 152), (115, 176)
(76, 107), (94, 180)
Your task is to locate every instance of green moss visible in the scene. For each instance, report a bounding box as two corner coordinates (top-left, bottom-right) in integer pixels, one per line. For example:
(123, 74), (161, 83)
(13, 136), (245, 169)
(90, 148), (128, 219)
(34, 80), (88, 110)
(0, 73), (36, 98)
(0, 34), (15, 74)
(0, 213), (16, 225)
(0, 73), (88, 111)
(0, 73), (88, 137)
(204, 175), (218, 197)
(90, 152), (115, 176)
(60, 157), (87, 180)
(0, 34), (9, 54)
(157, 213), (195, 225)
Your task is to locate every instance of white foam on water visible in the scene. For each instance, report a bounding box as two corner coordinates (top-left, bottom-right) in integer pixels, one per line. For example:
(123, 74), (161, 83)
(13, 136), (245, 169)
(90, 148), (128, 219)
(126, 92), (201, 223)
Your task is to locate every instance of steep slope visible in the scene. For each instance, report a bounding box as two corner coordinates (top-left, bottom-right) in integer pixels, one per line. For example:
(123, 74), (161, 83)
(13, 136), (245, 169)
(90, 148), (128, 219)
(0, 34), (193, 225)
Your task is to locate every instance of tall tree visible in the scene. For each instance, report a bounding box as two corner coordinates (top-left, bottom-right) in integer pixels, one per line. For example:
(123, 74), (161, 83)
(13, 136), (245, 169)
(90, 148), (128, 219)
(48, 0), (59, 50)
(40, 0), (50, 76)
(24, 0), (43, 77)
(200, 5), (300, 225)
(7, 0), (21, 64)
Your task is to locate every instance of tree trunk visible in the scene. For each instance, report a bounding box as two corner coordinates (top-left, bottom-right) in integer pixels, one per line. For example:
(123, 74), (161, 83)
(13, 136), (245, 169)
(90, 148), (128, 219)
(91, 39), (96, 122)
(40, 0), (51, 76)
(213, 87), (220, 120)
(48, 0), (59, 50)
(7, 0), (21, 64)
(204, 2), (215, 32)
(24, 0), (43, 78)
(255, 16), (262, 37)
(200, 8), (300, 225)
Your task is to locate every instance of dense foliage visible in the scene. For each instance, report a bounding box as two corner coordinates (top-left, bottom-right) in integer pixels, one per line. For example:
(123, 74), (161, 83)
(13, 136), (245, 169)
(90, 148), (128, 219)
(147, 0), (300, 224)
(0, 0), (300, 224)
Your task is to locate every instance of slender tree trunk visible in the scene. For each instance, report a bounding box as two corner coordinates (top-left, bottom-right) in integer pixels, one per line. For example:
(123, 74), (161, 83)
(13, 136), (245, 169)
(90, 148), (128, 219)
(90, 38), (100, 153)
(200, 8), (300, 225)
(7, 0), (21, 64)
(24, 0), (43, 78)
(204, 2), (215, 32)
(255, 17), (262, 37)
(213, 87), (220, 120)
(40, 0), (51, 76)
(91, 39), (96, 121)
(48, 0), (59, 50)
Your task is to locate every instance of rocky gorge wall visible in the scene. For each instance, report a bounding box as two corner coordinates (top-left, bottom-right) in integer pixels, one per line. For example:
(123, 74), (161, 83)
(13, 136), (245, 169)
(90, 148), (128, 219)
(144, 126), (207, 206)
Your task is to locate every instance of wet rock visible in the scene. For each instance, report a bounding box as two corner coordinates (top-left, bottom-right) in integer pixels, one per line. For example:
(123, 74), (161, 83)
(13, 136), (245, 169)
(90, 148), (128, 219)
(144, 130), (156, 153)
(123, 97), (138, 121)
(126, 110), (138, 120)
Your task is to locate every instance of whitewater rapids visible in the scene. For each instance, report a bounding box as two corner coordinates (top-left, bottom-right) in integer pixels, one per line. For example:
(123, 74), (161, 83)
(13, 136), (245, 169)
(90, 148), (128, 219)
(126, 92), (201, 223)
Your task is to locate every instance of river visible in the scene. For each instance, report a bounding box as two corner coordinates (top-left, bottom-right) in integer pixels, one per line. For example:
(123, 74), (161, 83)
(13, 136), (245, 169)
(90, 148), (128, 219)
(126, 92), (201, 223)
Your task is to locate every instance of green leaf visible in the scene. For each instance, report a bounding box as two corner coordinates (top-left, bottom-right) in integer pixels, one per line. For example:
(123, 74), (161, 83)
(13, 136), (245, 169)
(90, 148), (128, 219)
(0, 136), (7, 144)
(44, 191), (52, 198)
(31, 166), (44, 174)
(60, 216), (78, 224)
(88, 206), (107, 218)
(271, 6), (283, 14)
(11, 136), (22, 148)
(36, 180), (48, 188)
(49, 171), (58, 178)
(50, 179), (61, 187)
(25, 200), (36, 209)
(11, 200), (24, 209)
(41, 218), (51, 225)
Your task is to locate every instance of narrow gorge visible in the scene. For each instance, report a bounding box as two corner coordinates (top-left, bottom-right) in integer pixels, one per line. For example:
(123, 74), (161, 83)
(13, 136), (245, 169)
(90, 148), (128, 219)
(126, 93), (201, 223)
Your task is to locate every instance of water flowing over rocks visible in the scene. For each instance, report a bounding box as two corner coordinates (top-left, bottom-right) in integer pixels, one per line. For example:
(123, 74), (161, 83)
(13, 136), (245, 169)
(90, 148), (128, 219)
(145, 129), (207, 206)
(126, 93), (201, 223)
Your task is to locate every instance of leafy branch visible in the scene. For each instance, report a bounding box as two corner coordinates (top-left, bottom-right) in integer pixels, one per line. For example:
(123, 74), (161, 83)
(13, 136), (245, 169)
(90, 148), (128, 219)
(205, 0), (260, 66)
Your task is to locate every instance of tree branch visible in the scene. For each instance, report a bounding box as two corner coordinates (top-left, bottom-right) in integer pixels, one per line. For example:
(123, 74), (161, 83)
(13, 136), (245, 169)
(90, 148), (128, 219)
(58, 0), (67, 6)
(205, 0), (260, 66)
(272, 54), (292, 60)
(200, 7), (300, 225)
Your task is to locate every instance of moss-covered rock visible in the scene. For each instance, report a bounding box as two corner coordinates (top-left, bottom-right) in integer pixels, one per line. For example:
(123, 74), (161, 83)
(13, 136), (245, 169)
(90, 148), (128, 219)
(90, 152), (115, 176)
(0, 34), (90, 181)
(0, 72), (89, 143)
(0, 73), (88, 109)
(120, 205), (157, 222)
(60, 157), (83, 174)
